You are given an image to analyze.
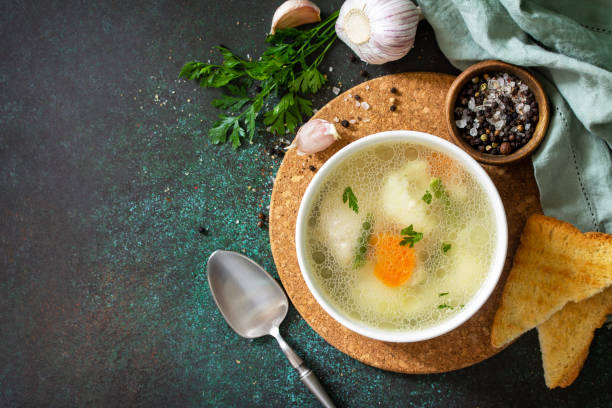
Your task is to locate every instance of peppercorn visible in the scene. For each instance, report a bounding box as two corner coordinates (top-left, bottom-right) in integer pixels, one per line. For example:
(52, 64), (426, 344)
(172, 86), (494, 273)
(494, 129), (501, 136)
(485, 128), (491, 134)
(354, 94), (361, 101)
(390, 105), (397, 111)
(198, 227), (209, 236)
(309, 165), (316, 172)
(360, 70), (369, 78)
(257, 212), (265, 220)
(485, 145), (492, 151)
(500, 142), (512, 155)
(472, 76), (479, 83)
(390, 87), (397, 94)
(517, 124), (524, 132)
(257, 220), (264, 228)
(480, 83), (487, 91)
(341, 120), (349, 128)
(480, 134), (488, 142)
(350, 55), (358, 63)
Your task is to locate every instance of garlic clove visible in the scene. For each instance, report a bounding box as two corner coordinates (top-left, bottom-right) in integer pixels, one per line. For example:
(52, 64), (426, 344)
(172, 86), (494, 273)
(270, 0), (321, 34)
(290, 119), (340, 155)
(336, 0), (422, 65)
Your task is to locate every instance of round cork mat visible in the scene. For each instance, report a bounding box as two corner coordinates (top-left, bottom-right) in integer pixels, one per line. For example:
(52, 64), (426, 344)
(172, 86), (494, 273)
(269, 72), (542, 374)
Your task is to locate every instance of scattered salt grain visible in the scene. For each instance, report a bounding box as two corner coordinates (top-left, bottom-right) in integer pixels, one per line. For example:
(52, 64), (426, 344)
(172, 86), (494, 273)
(333, 116), (340, 123)
(355, 101), (361, 107)
(332, 86), (340, 95)
(525, 123), (531, 130)
(363, 118), (371, 122)
(469, 127), (477, 137)
(329, 66), (333, 72)
(365, 85), (370, 91)
(349, 119), (356, 124)
(348, 93), (353, 98)
(361, 102), (370, 110)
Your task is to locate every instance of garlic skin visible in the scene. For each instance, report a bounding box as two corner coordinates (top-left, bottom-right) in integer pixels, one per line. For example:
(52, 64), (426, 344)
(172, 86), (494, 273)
(335, 0), (421, 64)
(290, 119), (340, 155)
(270, 0), (321, 34)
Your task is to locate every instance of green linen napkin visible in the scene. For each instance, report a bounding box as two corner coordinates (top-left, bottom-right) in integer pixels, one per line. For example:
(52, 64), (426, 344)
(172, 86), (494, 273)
(418, 0), (612, 233)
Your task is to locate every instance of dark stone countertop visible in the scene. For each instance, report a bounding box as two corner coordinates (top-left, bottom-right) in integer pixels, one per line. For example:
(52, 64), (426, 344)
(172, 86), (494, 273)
(1, 1), (610, 407)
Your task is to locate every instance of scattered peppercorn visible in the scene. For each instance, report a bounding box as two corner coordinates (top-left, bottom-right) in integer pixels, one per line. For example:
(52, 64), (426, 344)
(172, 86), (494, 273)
(309, 165), (316, 171)
(360, 70), (369, 78)
(350, 55), (358, 63)
(257, 220), (265, 228)
(257, 212), (265, 220)
(390, 87), (397, 94)
(341, 120), (349, 128)
(198, 227), (209, 236)
(354, 94), (361, 101)
(390, 105), (397, 112)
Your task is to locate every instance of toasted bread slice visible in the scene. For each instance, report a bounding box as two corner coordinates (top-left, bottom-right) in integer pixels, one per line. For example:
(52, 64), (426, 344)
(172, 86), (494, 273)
(491, 215), (612, 348)
(537, 287), (612, 388)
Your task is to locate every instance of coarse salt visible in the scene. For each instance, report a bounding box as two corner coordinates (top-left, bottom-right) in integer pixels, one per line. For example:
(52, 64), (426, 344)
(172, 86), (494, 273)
(333, 116), (340, 122)
(361, 102), (370, 110)
(355, 101), (361, 107)
(332, 86), (340, 95)
(349, 119), (356, 124)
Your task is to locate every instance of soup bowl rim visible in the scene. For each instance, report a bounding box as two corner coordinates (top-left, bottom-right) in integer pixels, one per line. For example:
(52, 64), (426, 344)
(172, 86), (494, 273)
(295, 130), (508, 343)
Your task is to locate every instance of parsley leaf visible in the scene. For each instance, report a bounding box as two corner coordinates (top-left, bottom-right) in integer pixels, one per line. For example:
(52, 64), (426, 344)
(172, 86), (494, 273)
(442, 243), (452, 253)
(179, 11), (339, 148)
(439, 292), (449, 296)
(399, 225), (423, 247)
(422, 190), (432, 204)
(438, 304), (454, 310)
(209, 115), (239, 145)
(342, 187), (359, 214)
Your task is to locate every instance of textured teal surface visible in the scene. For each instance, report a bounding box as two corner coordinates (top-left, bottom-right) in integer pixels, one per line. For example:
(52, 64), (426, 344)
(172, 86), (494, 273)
(0, 1), (610, 407)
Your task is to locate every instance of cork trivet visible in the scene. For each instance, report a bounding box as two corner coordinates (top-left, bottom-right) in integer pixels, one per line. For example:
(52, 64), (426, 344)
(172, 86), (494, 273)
(269, 72), (542, 373)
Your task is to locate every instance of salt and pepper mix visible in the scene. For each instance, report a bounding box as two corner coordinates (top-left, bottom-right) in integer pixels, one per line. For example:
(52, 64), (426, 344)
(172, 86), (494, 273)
(454, 72), (539, 155)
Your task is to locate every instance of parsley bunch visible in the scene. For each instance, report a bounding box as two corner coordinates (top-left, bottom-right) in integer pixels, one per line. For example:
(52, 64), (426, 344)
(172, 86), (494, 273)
(179, 11), (339, 148)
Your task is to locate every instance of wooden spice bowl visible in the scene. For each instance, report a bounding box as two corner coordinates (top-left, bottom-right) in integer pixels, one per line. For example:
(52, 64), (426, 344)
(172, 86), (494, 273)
(444, 60), (549, 165)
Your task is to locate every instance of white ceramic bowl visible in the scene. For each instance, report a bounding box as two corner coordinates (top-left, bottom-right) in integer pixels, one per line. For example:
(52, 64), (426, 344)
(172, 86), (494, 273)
(295, 130), (508, 343)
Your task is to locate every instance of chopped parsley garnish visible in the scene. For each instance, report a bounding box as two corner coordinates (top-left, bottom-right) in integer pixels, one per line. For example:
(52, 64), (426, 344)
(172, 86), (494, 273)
(442, 243), (452, 253)
(178, 11), (339, 148)
(342, 187), (359, 214)
(439, 292), (449, 297)
(422, 178), (450, 206)
(438, 304), (454, 310)
(399, 225), (423, 247)
(354, 213), (374, 268)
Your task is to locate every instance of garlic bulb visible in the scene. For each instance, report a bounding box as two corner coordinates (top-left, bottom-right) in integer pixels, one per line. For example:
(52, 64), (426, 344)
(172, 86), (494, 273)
(335, 0), (421, 64)
(270, 0), (321, 34)
(290, 119), (340, 155)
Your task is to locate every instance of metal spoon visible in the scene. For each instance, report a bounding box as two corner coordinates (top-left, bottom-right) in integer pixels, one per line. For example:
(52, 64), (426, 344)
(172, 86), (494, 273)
(207, 250), (335, 408)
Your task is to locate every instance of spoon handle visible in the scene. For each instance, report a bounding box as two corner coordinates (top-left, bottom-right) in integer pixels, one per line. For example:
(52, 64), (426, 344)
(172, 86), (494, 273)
(298, 366), (336, 408)
(270, 327), (336, 408)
